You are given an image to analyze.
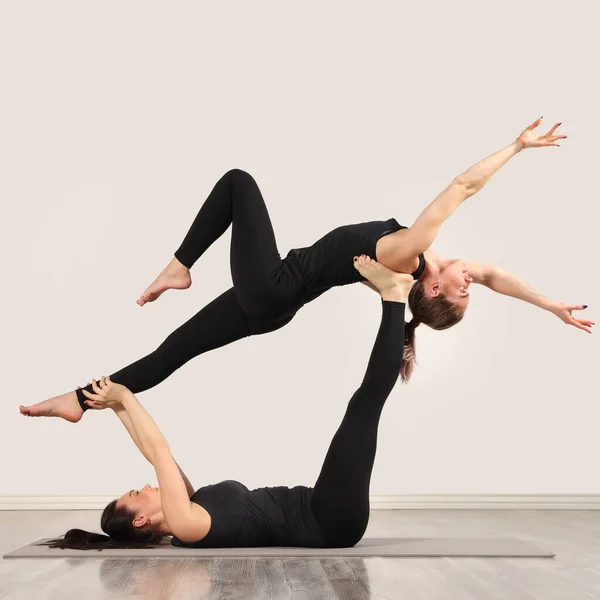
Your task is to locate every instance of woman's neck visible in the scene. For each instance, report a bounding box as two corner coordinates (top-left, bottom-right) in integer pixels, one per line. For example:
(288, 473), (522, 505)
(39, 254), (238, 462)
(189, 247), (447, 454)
(150, 512), (172, 537)
(423, 249), (443, 279)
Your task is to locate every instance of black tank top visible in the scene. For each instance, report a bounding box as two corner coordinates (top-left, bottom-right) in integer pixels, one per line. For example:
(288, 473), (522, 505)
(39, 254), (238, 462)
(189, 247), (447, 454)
(171, 480), (327, 548)
(284, 218), (425, 304)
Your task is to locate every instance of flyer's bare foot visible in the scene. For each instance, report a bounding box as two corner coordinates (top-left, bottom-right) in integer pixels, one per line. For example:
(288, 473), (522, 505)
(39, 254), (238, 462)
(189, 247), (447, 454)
(19, 391), (83, 423)
(353, 254), (413, 301)
(137, 256), (191, 307)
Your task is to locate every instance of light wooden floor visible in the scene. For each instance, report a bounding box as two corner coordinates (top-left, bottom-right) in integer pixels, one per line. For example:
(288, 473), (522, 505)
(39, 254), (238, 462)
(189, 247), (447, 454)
(1, 509), (600, 599)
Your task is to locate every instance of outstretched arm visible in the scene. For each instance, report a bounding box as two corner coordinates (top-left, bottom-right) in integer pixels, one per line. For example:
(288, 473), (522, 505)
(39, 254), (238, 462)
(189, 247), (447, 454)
(119, 391), (207, 539)
(78, 380), (195, 497)
(111, 405), (195, 497)
(466, 261), (594, 334)
(81, 379), (208, 541)
(395, 118), (566, 260)
(469, 262), (553, 309)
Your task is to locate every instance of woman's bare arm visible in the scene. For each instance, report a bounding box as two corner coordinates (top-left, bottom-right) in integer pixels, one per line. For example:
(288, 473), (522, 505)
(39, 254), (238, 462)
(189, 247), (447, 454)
(484, 267), (554, 310)
(457, 140), (523, 196)
(394, 118), (565, 260)
(81, 379), (208, 540)
(467, 260), (554, 308)
(118, 390), (207, 538)
(466, 261), (594, 333)
(112, 406), (195, 498)
(399, 140), (523, 259)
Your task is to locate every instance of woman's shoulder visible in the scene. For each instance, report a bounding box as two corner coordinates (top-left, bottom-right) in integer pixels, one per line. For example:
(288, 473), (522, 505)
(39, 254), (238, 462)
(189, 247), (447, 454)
(170, 502), (212, 545)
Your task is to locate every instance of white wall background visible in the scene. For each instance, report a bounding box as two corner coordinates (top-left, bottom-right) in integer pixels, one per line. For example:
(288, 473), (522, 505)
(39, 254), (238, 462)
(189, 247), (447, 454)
(0, 0), (598, 498)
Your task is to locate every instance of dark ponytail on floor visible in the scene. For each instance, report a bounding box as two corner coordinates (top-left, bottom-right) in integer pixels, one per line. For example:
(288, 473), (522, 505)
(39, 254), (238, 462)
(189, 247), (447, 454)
(40, 499), (164, 551)
(401, 278), (465, 384)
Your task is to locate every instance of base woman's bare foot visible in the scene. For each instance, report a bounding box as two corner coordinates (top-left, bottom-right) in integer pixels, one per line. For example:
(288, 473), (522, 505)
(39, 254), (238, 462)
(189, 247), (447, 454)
(137, 256), (192, 307)
(353, 254), (413, 301)
(19, 390), (83, 423)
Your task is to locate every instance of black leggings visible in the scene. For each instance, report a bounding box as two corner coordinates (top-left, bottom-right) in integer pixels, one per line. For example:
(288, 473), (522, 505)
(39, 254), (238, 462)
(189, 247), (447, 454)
(76, 169), (304, 411)
(309, 299), (405, 547)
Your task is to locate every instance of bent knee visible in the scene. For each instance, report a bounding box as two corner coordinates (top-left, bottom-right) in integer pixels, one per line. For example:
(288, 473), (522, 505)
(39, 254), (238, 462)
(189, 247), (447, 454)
(223, 168), (255, 183)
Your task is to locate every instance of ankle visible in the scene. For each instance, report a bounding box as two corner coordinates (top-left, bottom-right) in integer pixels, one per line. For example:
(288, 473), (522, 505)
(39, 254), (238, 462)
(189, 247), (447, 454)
(167, 256), (189, 274)
(380, 287), (408, 303)
(380, 279), (411, 302)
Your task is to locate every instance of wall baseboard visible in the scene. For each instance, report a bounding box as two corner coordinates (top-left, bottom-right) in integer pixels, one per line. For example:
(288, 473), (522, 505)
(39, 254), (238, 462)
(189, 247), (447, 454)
(1, 494), (599, 510)
(369, 494), (600, 510)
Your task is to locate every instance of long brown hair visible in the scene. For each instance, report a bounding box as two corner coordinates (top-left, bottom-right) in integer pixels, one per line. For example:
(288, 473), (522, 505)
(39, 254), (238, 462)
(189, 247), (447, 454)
(40, 499), (165, 551)
(401, 278), (465, 384)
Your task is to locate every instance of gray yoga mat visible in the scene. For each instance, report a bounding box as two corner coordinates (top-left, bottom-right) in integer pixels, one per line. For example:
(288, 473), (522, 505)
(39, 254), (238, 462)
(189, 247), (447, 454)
(3, 537), (554, 559)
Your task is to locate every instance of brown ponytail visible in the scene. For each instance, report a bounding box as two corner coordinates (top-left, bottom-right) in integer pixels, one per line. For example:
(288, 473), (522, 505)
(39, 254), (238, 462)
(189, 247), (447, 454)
(400, 318), (420, 384)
